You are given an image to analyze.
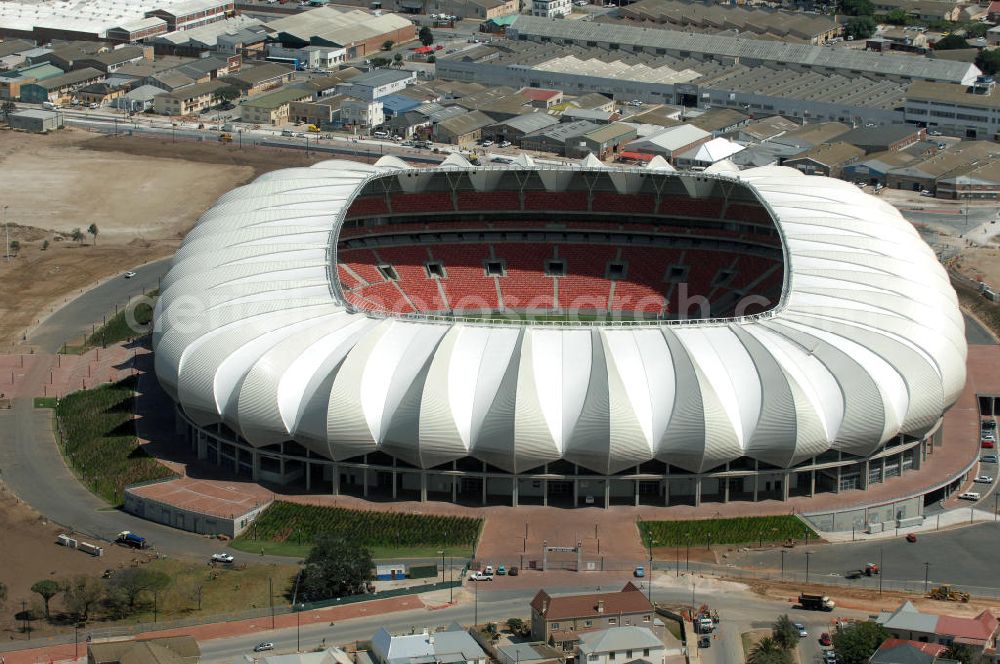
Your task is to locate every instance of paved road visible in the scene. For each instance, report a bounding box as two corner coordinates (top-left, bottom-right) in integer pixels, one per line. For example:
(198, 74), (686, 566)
(29, 258), (170, 353)
(197, 577), (861, 664)
(965, 313), (997, 345)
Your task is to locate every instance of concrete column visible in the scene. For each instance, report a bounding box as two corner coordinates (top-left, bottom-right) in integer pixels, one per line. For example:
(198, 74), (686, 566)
(420, 472), (427, 502)
(810, 469), (816, 496)
(603, 479), (610, 509)
(694, 478), (702, 507)
(634, 480), (640, 507)
(542, 479), (549, 507)
(215, 436), (222, 466)
(392, 470), (398, 499)
(481, 474), (487, 506)
(251, 452), (260, 482)
(197, 431), (207, 460)
(882, 456), (888, 483)
(782, 472), (790, 501)
(512, 478), (519, 507)
(860, 461), (870, 489)
(452, 475), (457, 503)
(753, 460), (760, 501)
(305, 462), (311, 491)
(573, 478), (579, 507)
(664, 478), (670, 507)
(723, 476), (730, 503)
(363, 467), (369, 497)
(332, 463), (340, 495)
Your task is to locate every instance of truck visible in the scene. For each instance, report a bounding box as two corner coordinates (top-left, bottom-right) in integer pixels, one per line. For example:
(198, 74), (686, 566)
(116, 531), (147, 549)
(798, 593), (835, 611)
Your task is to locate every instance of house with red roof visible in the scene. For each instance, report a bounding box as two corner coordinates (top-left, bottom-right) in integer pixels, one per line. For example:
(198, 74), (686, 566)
(870, 638), (948, 663)
(518, 87), (564, 108)
(876, 602), (999, 658)
(529, 582), (654, 649)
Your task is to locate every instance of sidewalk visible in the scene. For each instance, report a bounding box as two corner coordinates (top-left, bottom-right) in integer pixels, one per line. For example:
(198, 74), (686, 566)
(818, 507), (996, 543)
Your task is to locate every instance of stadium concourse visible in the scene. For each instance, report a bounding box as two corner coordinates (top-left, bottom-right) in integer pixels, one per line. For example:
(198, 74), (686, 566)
(149, 153), (967, 526)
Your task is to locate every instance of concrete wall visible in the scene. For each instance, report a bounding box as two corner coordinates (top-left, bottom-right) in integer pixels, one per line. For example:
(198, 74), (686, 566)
(124, 488), (271, 538)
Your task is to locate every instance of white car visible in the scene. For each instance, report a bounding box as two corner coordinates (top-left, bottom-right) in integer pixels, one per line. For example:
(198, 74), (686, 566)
(974, 475), (994, 484)
(920, 189), (934, 197)
(499, 141), (511, 148)
(481, 140), (494, 147)
(982, 432), (996, 441)
(468, 572), (494, 581)
(123, 271), (137, 279)
(959, 491), (981, 501)
(211, 552), (235, 563)
(794, 623), (807, 638)
(253, 642), (275, 652)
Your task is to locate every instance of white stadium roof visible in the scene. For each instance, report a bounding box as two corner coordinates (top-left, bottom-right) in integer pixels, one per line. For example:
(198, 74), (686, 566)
(153, 158), (966, 475)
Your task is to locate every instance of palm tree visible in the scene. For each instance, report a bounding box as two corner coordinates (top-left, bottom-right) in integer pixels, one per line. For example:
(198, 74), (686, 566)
(772, 614), (799, 651)
(748, 636), (791, 664)
(70, 228), (84, 245)
(87, 223), (99, 245)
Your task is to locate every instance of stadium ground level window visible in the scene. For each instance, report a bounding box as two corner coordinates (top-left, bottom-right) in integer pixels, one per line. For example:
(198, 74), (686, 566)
(485, 260), (505, 276)
(425, 261), (445, 278)
(667, 265), (688, 282)
(377, 264), (399, 281)
(607, 261), (627, 280)
(545, 259), (566, 276)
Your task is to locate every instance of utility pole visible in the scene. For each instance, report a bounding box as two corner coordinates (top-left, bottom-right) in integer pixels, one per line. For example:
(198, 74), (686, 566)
(780, 550), (786, 579)
(296, 609), (301, 652)
(924, 562), (930, 594)
(878, 548), (884, 596)
(269, 577), (275, 629)
(3, 205), (9, 262)
(474, 576), (479, 627)
(805, 551), (812, 584)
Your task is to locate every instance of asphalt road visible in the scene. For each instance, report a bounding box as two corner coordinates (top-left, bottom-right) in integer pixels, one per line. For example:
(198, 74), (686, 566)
(965, 313), (997, 346)
(197, 578), (862, 664)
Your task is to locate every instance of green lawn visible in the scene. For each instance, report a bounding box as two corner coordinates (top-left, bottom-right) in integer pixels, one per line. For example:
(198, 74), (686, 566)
(54, 376), (174, 506)
(83, 292), (156, 349)
(33, 396), (59, 409)
(234, 501), (482, 559)
(639, 515), (817, 549)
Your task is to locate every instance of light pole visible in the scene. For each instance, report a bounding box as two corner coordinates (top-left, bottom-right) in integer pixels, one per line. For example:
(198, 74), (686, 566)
(296, 607), (301, 652)
(439, 550), (445, 585)
(805, 551), (812, 584)
(685, 533), (690, 572)
(2, 205), (8, 262)
(878, 548), (884, 596)
(449, 555), (453, 604)
(780, 549), (786, 579)
(647, 538), (656, 606)
(924, 562), (930, 594)
(474, 575), (479, 627)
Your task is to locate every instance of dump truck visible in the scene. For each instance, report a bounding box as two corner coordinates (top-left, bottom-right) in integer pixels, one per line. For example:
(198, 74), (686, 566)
(799, 593), (835, 611)
(116, 531), (147, 549)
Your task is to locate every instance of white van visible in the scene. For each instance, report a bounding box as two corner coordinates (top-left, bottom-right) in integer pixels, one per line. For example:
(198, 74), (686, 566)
(42, 101), (58, 110)
(373, 131), (389, 139)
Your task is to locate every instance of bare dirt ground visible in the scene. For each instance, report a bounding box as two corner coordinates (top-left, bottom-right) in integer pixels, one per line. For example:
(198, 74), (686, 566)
(954, 246), (1000, 288)
(0, 482), (142, 638)
(0, 129), (327, 346)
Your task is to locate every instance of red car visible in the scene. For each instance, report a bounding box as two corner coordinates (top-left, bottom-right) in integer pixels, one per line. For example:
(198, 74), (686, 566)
(819, 633), (832, 647)
(983, 440), (995, 448)
(906, 533), (917, 543)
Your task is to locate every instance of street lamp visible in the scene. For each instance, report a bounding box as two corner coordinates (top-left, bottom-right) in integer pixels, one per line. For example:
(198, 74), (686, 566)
(439, 550), (445, 585)
(805, 551), (812, 584)
(780, 550), (786, 580)
(2, 205), (8, 262)
(685, 533), (690, 572)
(924, 562), (930, 594)
(878, 548), (884, 596)
(647, 539), (656, 605)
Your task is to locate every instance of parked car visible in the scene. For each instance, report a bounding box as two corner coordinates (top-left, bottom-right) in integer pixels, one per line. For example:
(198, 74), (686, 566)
(210, 552), (235, 564)
(498, 141), (511, 148)
(982, 455), (998, 463)
(698, 636), (711, 648)
(481, 140), (494, 147)
(983, 419), (997, 430)
(468, 572), (494, 581)
(982, 432), (996, 441)
(906, 533), (917, 543)
(974, 475), (994, 484)
(123, 271), (136, 279)
(497, 564), (507, 576)
(958, 491), (981, 501)
(819, 632), (832, 647)
(484, 565), (494, 575)
(794, 623), (808, 637)
(920, 189), (934, 197)
(508, 566), (519, 576)
(634, 565), (645, 578)
(253, 643), (275, 652)
(982, 440), (995, 448)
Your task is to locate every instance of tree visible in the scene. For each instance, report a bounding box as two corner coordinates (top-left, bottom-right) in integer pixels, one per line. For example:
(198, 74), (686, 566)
(370, 57), (390, 68)
(110, 568), (171, 611)
(935, 33), (971, 50)
(382, 39), (394, 51)
(882, 8), (908, 24)
(840, 0), (873, 15)
(41, 239), (49, 251)
(942, 644), (980, 664)
(965, 22), (988, 38)
(9, 240), (19, 256)
(0, 581), (7, 610)
(70, 228), (84, 245)
(1, 100), (15, 120)
(748, 636), (791, 664)
(832, 621), (891, 664)
(426, 55), (436, 64)
(87, 223), (98, 246)
(300, 535), (374, 601)
(845, 16), (877, 40)
(393, 53), (403, 67)
(419, 26), (434, 46)
(771, 614), (800, 651)
(215, 86), (241, 104)
(976, 48), (1000, 75)
(62, 576), (105, 622)
(31, 580), (61, 619)
(506, 617), (526, 635)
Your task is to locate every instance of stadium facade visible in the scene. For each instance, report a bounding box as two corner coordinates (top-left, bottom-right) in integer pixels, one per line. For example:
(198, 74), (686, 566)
(153, 155), (966, 508)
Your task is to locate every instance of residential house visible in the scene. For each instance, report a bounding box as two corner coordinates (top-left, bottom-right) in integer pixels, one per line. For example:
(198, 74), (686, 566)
(623, 125), (713, 163)
(876, 601), (1000, 655)
(435, 110), (494, 144)
(87, 635), (200, 664)
(147, 70), (198, 92)
(521, 120), (599, 154)
(19, 67), (103, 103)
(153, 79), (226, 115)
(496, 642), (563, 664)
(989, 25), (1000, 47)
(834, 124), (925, 154)
(258, 647), (354, 664)
(341, 97), (385, 127)
(370, 625), (487, 664)
(869, 638), (949, 664)
(529, 583), (655, 647)
(111, 84), (167, 113)
(518, 87), (564, 108)
(575, 626), (665, 664)
(565, 122), (637, 160)
(489, 113), (560, 143)
(0, 63), (63, 100)
(76, 82), (127, 106)
(336, 69), (416, 101)
(222, 62), (293, 96)
(783, 142), (865, 177)
(240, 87), (313, 125)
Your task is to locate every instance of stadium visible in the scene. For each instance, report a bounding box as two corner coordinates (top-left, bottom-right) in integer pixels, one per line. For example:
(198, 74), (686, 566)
(153, 155), (967, 509)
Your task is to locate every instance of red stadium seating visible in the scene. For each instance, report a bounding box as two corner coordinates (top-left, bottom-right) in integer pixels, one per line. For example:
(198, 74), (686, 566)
(725, 203), (774, 226)
(555, 244), (617, 310)
(428, 244), (500, 310)
(658, 196), (724, 220)
(345, 195), (390, 219)
(493, 243), (556, 309)
(390, 192), (454, 215)
(456, 191), (521, 212)
(524, 191), (589, 212)
(337, 248), (384, 285)
(592, 192), (655, 214)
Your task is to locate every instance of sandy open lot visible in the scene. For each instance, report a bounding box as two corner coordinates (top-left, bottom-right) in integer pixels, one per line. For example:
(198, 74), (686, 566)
(0, 129), (329, 346)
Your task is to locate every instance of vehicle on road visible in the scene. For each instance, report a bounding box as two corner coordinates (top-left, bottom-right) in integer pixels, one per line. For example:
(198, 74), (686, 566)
(468, 572), (494, 581)
(824, 652), (837, 663)
(958, 491), (981, 501)
(974, 475), (993, 484)
(698, 635), (711, 648)
(123, 271), (136, 278)
(634, 565), (645, 578)
(794, 622), (808, 637)
(982, 440), (995, 448)
(906, 533), (917, 543)
(983, 455), (998, 463)
(484, 565), (494, 575)
(211, 552), (234, 564)
(865, 562), (879, 575)
(497, 564), (507, 575)
(819, 632), (832, 646)
(499, 141), (511, 148)
(508, 566), (519, 576)
(920, 189), (934, 197)
(88, 103), (98, 109)
(798, 593), (835, 611)
(116, 531), (147, 548)
(253, 642), (274, 652)
(481, 140), (494, 147)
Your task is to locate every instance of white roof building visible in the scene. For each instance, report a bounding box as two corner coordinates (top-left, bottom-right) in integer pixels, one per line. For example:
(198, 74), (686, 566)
(370, 626), (487, 664)
(576, 626), (665, 664)
(676, 136), (745, 167)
